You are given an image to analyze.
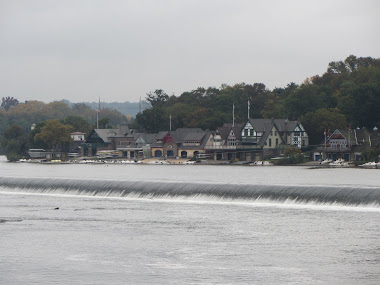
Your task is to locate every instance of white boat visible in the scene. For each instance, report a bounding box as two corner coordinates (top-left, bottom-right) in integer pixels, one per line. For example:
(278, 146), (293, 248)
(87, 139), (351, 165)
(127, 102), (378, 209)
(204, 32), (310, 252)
(329, 159), (349, 167)
(359, 161), (377, 168)
(251, 161), (273, 166)
(181, 161), (195, 164)
(147, 160), (171, 165)
(320, 158), (332, 165)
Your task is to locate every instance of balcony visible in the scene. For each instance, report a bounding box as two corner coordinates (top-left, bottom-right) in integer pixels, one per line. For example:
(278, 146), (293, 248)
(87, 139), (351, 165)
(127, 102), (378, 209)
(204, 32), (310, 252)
(315, 146), (350, 153)
(204, 145), (236, 150)
(241, 136), (259, 144)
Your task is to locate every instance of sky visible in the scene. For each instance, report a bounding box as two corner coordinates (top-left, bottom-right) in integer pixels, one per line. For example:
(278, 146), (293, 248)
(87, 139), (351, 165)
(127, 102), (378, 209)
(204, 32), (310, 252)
(0, 0), (379, 103)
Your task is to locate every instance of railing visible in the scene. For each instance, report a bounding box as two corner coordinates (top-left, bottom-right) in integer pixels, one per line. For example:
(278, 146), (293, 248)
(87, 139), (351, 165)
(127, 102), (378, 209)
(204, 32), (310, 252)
(315, 146), (350, 152)
(236, 145), (262, 150)
(241, 136), (259, 144)
(204, 145), (236, 150)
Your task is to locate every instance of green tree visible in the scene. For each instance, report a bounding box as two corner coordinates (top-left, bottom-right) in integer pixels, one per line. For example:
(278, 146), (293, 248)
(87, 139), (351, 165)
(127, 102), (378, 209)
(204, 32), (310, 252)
(1, 124), (28, 161)
(301, 108), (347, 145)
(63, 115), (91, 133)
(34, 120), (73, 151)
(146, 89), (169, 108)
(134, 108), (167, 133)
(97, 118), (112, 129)
(27, 122), (48, 150)
(1, 97), (19, 111)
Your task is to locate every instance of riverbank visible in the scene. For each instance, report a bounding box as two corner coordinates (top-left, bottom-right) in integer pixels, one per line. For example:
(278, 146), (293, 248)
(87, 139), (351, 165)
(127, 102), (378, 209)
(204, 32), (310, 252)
(12, 157), (380, 168)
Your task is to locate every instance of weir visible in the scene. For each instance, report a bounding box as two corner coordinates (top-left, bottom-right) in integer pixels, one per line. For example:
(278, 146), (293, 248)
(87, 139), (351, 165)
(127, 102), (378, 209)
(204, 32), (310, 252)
(1, 177), (380, 206)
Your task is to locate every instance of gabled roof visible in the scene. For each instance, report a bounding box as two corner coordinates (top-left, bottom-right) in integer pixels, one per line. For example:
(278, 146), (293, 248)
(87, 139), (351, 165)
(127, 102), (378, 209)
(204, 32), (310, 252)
(137, 133), (156, 144)
(93, 129), (119, 143)
(217, 123), (244, 141)
(179, 130), (211, 150)
(257, 122), (275, 146)
(324, 128), (378, 150)
(328, 129), (346, 140)
(151, 128), (207, 147)
(273, 119), (299, 132)
(246, 119), (302, 133)
(183, 132), (206, 141)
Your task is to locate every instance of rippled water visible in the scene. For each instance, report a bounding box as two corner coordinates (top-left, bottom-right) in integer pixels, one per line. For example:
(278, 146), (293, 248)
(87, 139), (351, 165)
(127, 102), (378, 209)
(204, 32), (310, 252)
(1, 157), (380, 284)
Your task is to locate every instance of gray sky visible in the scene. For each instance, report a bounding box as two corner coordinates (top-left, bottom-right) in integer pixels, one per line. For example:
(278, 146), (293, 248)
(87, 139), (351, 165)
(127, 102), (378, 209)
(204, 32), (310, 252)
(1, 0), (379, 103)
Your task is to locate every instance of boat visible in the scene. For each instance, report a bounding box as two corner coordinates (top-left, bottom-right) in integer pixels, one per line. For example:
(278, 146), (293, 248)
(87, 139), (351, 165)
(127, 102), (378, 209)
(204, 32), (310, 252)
(250, 161), (273, 166)
(147, 160), (171, 165)
(329, 158), (349, 167)
(359, 161), (377, 168)
(320, 158), (332, 165)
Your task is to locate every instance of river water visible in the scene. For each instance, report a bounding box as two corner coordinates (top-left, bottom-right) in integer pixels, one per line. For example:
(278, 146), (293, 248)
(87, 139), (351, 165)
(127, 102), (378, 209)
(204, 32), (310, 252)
(1, 156), (380, 284)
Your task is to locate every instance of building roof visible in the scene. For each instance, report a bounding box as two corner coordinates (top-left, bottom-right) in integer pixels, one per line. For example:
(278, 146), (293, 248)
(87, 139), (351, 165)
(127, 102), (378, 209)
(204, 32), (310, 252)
(151, 128), (208, 148)
(247, 119), (300, 132)
(71, 132), (86, 135)
(138, 133), (156, 144)
(217, 123), (244, 142)
(257, 122), (275, 146)
(323, 128), (380, 152)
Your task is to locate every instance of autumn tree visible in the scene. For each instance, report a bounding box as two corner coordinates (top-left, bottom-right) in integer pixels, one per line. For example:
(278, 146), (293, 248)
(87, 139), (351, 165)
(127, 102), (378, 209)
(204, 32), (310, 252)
(34, 120), (73, 151)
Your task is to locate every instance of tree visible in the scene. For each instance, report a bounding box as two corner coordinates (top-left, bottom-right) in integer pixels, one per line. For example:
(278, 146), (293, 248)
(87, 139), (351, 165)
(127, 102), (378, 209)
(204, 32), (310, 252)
(27, 122), (48, 150)
(98, 108), (129, 127)
(34, 120), (73, 151)
(146, 89), (169, 108)
(134, 108), (167, 133)
(1, 97), (19, 111)
(97, 118), (112, 129)
(1, 124), (27, 161)
(63, 115), (91, 133)
(301, 108), (347, 145)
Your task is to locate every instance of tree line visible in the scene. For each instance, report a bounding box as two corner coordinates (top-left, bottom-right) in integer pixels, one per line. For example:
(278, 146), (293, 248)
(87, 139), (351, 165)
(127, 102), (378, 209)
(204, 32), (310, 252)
(1, 55), (379, 160)
(0, 100), (130, 160)
(130, 55), (380, 144)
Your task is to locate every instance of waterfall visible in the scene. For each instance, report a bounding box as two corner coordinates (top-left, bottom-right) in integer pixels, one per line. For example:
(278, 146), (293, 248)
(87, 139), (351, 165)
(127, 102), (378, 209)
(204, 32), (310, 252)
(1, 177), (379, 206)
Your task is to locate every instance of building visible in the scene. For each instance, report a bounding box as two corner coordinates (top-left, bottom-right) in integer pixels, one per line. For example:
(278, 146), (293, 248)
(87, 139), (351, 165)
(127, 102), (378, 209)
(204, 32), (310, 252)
(313, 127), (380, 161)
(204, 123), (244, 160)
(151, 128), (209, 159)
(83, 126), (153, 158)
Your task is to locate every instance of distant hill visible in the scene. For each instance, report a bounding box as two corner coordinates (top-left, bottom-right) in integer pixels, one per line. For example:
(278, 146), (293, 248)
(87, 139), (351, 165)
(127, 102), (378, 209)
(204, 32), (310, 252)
(63, 100), (151, 117)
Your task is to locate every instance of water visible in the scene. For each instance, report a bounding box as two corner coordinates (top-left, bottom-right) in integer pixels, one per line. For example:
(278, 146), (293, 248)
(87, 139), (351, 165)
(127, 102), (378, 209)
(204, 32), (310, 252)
(1, 157), (380, 284)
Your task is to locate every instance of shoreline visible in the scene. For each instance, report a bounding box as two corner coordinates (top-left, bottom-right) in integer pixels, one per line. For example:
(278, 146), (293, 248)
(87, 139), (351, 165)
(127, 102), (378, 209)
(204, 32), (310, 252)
(11, 158), (380, 169)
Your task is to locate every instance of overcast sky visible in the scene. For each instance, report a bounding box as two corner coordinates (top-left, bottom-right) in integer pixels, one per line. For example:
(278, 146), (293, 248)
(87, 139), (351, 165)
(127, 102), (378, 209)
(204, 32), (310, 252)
(0, 0), (379, 103)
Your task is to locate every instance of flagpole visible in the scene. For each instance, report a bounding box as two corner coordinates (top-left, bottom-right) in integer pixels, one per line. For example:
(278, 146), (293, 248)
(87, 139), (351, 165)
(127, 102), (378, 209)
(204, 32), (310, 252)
(97, 97), (100, 129)
(247, 100), (250, 119)
(232, 103), (235, 127)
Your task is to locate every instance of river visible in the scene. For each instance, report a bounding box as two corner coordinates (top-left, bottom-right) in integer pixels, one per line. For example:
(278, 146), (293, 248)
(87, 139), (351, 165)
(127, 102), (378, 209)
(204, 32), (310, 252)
(1, 156), (379, 284)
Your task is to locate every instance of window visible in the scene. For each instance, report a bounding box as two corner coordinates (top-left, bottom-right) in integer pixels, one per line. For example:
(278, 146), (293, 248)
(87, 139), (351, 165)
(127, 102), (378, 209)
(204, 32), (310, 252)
(269, 138), (272, 147)
(244, 129), (249, 136)
(276, 138), (279, 146)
